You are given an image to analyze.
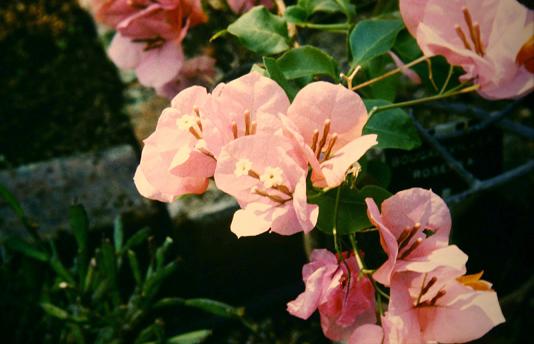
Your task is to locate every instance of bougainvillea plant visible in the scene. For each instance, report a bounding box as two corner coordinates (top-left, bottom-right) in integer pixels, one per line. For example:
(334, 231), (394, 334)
(90, 0), (533, 342)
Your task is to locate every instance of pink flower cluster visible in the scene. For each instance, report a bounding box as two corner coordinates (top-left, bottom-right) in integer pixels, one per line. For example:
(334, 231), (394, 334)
(90, 0), (215, 98)
(400, 0), (533, 99)
(288, 188), (505, 343)
(134, 72), (378, 237)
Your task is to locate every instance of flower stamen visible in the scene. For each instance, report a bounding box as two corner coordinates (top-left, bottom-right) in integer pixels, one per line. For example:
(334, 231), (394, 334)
(310, 129), (319, 153)
(323, 133), (338, 162)
(253, 187), (291, 204)
(455, 25), (472, 50)
(316, 119), (331, 158)
(231, 120), (238, 139)
(400, 237), (423, 259)
(244, 110), (251, 135)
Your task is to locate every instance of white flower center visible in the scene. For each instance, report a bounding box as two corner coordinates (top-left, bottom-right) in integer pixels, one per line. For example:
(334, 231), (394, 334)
(195, 139), (207, 151)
(260, 166), (284, 188)
(234, 158), (253, 177)
(176, 114), (197, 130)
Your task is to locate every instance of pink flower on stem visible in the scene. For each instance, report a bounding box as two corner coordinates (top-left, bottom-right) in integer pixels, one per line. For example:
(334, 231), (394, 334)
(287, 249), (376, 342)
(93, 0), (208, 93)
(109, 36), (185, 89)
(383, 268), (505, 343)
(134, 86), (216, 202)
(285, 81), (378, 189)
(214, 134), (317, 237)
(203, 72), (291, 158)
(366, 188), (467, 286)
(400, 0), (534, 99)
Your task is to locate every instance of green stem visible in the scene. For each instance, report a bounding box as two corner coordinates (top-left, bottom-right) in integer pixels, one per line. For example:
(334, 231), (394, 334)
(349, 235), (365, 272)
(332, 187), (342, 258)
(295, 22), (351, 32)
(439, 65), (454, 94)
(351, 55), (428, 91)
(369, 84), (480, 116)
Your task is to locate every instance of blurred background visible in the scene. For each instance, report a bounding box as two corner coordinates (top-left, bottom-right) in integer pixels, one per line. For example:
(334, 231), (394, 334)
(0, 0), (532, 343)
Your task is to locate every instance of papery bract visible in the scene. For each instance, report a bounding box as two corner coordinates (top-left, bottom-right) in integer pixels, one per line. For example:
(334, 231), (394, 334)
(400, 0), (534, 99)
(383, 268), (505, 343)
(366, 188), (467, 286)
(286, 81), (378, 189)
(287, 249), (376, 342)
(214, 134), (317, 237)
(203, 72), (291, 158)
(134, 86), (216, 202)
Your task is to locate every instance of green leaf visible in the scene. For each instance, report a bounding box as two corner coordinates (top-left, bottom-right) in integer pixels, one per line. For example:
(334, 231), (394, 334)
(5, 237), (49, 262)
(153, 297), (185, 309)
(363, 99), (421, 150)
(350, 19), (404, 65)
(263, 57), (298, 100)
(276, 46), (338, 80)
(227, 6), (290, 55)
(166, 330), (212, 344)
(143, 261), (178, 299)
(184, 299), (245, 319)
(113, 215), (123, 253)
(0, 184), (25, 222)
(366, 55), (399, 101)
(310, 185), (391, 235)
(122, 227), (150, 253)
(155, 237), (173, 270)
(41, 302), (69, 320)
(99, 239), (120, 305)
(301, 0), (355, 19)
(393, 30), (422, 62)
(49, 241), (75, 284)
(284, 5), (308, 24)
(127, 250), (142, 285)
(69, 204), (88, 253)
(0, 183), (37, 230)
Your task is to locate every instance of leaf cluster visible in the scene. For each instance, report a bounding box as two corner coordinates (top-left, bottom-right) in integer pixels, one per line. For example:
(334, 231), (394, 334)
(0, 186), (250, 344)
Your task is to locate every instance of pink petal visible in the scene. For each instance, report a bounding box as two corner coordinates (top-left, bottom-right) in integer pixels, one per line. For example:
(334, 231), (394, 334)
(382, 312), (424, 344)
(230, 203), (274, 237)
(290, 176), (319, 233)
(381, 188), (451, 247)
(136, 41), (184, 88)
(399, 0), (429, 36)
(312, 134), (378, 189)
(418, 283), (505, 343)
(388, 51), (422, 85)
(366, 198), (399, 287)
(108, 33), (144, 70)
(133, 166), (176, 203)
(287, 81), (369, 150)
(170, 149), (215, 178)
(348, 324), (384, 344)
(135, 141), (209, 201)
(287, 266), (330, 319)
(214, 134), (307, 206)
(116, 3), (182, 40)
(396, 244), (468, 275)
